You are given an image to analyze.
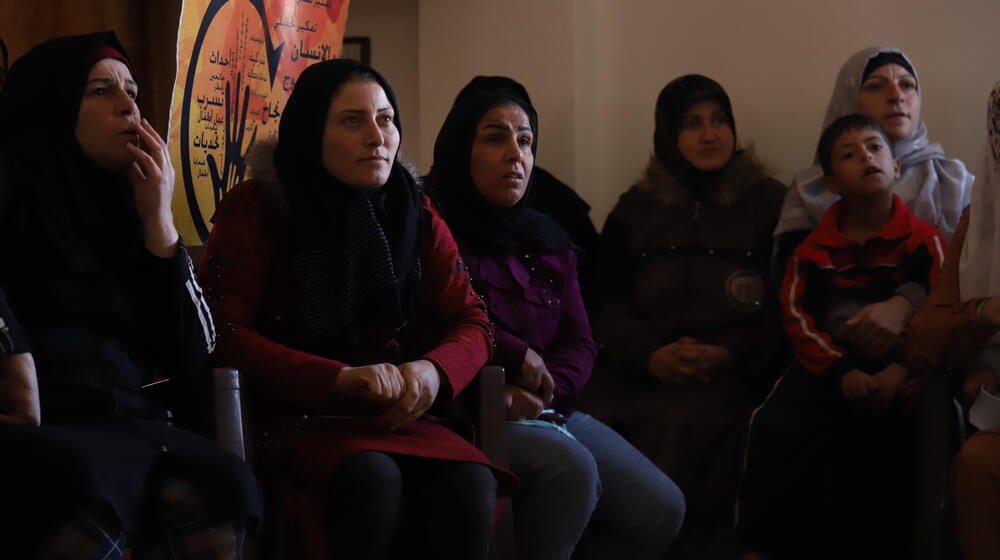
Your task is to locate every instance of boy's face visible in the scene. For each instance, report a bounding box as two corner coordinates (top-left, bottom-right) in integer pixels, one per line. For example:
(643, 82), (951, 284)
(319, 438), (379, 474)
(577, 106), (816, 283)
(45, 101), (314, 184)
(824, 127), (900, 199)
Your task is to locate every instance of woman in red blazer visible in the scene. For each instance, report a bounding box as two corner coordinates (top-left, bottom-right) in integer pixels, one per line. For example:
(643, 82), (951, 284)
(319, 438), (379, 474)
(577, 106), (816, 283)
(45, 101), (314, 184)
(199, 59), (515, 560)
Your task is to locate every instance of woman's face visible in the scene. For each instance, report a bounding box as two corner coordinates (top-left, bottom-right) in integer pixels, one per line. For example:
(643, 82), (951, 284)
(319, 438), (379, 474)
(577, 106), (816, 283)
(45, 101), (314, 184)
(321, 79), (399, 189)
(469, 104), (534, 208)
(75, 58), (141, 170)
(857, 62), (921, 141)
(675, 100), (734, 172)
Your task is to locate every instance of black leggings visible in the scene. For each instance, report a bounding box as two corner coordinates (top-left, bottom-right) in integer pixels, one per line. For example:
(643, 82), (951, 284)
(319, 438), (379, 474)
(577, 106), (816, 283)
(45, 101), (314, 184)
(327, 451), (497, 560)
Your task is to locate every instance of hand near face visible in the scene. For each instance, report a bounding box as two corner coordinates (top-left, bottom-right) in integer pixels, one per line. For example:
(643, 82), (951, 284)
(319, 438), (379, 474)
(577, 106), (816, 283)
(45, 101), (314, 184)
(336, 362), (405, 403)
(648, 337), (711, 384)
(505, 385), (544, 421)
(845, 296), (912, 360)
(518, 348), (555, 405)
(0, 354), (40, 425)
(127, 119), (179, 257)
(380, 360), (442, 431)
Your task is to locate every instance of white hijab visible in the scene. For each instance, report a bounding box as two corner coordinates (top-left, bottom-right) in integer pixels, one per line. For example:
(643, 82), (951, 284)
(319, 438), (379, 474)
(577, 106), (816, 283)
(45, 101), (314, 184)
(775, 45), (973, 241)
(959, 81), (1000, 311)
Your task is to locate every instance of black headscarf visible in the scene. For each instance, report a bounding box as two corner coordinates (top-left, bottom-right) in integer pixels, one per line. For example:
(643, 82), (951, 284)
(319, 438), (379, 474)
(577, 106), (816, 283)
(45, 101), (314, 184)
(454, 75), (533, 107)
(274, 59), (424, 359)
(0, 31), (144, 331)
(427, 90), (571, 255)
(653, 74), (738, 194)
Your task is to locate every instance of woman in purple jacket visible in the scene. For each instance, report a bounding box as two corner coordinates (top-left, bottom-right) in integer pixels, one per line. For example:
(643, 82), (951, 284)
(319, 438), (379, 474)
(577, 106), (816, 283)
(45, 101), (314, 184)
(426, 89), (685, 559)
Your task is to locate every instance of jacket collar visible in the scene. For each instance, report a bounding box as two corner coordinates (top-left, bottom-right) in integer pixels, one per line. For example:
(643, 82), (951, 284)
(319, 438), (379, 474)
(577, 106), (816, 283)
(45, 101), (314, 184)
(635, 146), (768, 206)
(243, 137), (421, 218)
(813, 193), (913, 248)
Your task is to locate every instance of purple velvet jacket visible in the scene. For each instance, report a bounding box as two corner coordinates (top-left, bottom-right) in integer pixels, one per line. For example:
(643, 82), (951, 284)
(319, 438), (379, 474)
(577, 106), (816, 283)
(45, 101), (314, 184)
(460, 248), (597, 414)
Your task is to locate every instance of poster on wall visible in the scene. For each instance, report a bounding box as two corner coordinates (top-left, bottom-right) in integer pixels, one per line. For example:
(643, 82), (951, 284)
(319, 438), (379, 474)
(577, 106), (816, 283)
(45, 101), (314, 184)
(168, 0), (351, 244)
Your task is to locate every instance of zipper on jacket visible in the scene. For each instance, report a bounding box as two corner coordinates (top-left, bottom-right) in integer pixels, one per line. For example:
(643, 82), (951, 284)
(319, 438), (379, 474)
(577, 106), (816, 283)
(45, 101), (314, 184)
(683, 201), (703, 327)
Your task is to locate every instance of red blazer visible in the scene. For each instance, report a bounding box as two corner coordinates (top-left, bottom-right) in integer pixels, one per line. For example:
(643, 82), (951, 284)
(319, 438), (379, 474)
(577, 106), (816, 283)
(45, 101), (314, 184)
(199, 179), (516, 558)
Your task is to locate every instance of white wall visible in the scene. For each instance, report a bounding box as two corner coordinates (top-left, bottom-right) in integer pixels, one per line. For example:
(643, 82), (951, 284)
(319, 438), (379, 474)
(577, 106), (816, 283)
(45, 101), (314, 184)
(418, 0), (576, 183)
(345, 0), (421, 164)
(418, 0), (1000, 229)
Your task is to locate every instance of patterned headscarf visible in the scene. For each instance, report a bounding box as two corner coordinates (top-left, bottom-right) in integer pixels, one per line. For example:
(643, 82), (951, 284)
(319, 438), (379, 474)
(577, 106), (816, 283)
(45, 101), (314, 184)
(959, 80), (1000, 331)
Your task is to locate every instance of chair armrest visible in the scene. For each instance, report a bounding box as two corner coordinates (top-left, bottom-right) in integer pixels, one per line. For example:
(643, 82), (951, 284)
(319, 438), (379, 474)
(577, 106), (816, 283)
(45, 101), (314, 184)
(474, 366), (516, 560)
(915, 363), (963, 560)
(475, 365), (509, 469)
(212, 367), (249, 461)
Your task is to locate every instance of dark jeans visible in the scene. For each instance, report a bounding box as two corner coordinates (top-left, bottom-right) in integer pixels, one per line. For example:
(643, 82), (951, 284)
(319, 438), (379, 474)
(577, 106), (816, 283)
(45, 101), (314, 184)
(507, 412), (686, 560)
(737, 363), (917, 560)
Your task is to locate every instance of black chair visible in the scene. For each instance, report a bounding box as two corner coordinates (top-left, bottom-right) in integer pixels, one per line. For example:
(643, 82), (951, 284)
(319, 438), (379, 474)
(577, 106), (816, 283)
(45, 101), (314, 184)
(210, 365), (515, 560)
(915, 362), (965, 560)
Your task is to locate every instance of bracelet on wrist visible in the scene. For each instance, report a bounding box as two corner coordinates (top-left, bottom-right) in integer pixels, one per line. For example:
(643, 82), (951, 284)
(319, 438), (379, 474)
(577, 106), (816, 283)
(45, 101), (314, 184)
(978, 297), (994, 324)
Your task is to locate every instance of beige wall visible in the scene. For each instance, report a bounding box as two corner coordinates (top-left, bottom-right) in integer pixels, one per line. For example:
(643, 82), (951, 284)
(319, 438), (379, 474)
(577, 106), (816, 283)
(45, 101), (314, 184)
(418, 0), (576, 184)
(345, 0), (421, 164)
(418, 0), (1000, 228)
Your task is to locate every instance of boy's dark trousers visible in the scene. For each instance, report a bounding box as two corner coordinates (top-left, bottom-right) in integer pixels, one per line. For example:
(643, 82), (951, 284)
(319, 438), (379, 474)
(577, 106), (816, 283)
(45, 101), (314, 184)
(737, 362), (917, 560)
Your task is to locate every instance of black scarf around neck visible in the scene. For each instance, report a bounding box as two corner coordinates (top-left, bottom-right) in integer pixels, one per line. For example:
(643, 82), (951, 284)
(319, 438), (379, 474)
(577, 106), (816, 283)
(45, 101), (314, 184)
(274, 59), (424, 360)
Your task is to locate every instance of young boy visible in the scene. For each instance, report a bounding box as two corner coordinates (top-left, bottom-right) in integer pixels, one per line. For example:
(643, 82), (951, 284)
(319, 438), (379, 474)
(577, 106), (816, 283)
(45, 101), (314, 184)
(739, 114), (946, 560)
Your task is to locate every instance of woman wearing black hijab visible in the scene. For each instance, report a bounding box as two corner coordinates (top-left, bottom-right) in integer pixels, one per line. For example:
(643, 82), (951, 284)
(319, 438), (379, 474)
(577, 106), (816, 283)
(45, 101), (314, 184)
(452, 76), (601, 311)
(427, 89), (684, 559)
(199, 59), (512, 560)
(578, 75), (787, 558)
(0, 31), (260, 559)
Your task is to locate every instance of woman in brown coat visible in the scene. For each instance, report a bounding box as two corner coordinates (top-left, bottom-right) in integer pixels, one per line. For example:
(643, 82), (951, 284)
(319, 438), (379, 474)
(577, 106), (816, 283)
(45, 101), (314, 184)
(578, 74), (786, 558)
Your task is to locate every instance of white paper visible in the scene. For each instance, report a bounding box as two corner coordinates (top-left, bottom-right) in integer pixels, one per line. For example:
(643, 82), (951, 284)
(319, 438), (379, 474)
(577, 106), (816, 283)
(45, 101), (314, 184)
(969, 386), (1000, 431)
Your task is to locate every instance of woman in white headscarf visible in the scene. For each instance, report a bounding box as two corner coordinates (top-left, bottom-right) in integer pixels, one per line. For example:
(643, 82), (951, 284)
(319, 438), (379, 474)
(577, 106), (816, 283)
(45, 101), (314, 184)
(908, 80), (1000, 560)
(776, 46), (972, 248)
(774, 45), (973, 362)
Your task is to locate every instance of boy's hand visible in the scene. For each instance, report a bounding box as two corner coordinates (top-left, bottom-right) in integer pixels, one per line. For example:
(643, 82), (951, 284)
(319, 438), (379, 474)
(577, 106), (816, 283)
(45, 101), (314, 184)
(963, 367), (997, 404)
(871, 363), (908, 409)
(840, 369), (877, 402)
(845, 296), (911, 360)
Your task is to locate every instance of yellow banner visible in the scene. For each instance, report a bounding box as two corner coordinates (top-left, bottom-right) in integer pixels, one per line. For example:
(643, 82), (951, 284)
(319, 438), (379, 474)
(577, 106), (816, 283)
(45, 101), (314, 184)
(168, 0), (350, 244)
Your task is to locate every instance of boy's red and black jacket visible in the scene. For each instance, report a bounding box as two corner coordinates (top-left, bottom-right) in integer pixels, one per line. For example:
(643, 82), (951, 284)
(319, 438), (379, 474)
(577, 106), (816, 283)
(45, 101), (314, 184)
(782, 193), (946, 380)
